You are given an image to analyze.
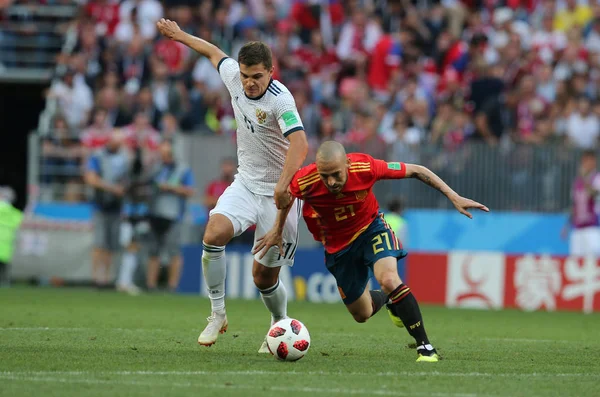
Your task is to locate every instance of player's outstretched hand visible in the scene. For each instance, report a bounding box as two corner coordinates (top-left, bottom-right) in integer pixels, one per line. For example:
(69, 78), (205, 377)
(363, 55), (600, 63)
(252, 228), (284, 259)
(156, 18), (181, 41)
(451, 195), (489, 219)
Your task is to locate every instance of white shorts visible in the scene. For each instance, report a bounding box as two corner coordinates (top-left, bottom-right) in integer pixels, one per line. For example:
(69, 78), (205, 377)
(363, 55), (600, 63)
(209, 178), (301, 268)
(570, 226), (600, 257)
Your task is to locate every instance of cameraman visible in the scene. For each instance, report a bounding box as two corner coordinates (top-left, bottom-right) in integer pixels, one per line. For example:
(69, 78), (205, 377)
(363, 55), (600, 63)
(116, 143), (152, 295)
(146, 140), (194, 292)
(84, 130), (131, 288)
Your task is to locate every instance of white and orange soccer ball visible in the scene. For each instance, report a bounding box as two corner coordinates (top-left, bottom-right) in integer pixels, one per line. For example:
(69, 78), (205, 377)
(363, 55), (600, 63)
(266, 318), (311, 361)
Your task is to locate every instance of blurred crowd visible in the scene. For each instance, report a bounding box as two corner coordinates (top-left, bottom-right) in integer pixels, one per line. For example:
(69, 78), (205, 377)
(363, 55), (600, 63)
(6, 0), (600, 200)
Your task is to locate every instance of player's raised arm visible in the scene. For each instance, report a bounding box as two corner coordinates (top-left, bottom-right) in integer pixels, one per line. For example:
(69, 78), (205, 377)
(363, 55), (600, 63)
(404, 164), (490, 219)
(156, 18), (227, 69)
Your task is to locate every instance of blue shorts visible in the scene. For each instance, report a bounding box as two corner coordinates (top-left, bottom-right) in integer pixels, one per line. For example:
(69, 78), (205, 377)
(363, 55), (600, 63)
(325, 214), (407, 304)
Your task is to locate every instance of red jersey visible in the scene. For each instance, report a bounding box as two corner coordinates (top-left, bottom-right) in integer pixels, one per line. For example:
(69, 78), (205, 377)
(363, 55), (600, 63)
(81, 127), (111, 149)
(154, 39), (189, 74)
(367, 35), (402, 91)
(289, 153), (407, 254)
(205, 179), (231, 211)
(85, 1), (120, 36)
(123, 126), (161, 152)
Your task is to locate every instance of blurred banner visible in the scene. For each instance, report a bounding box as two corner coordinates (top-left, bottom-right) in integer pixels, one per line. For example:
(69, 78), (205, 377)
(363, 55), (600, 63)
(408, 252), (600, 314)
(404, 209), (569, 255)
(11, 216), (93, 283)
(179, 244), (406, 304)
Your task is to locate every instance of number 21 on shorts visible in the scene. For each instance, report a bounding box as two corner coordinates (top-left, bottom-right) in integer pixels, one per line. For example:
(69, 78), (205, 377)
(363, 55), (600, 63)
(372, 232), (392, 254)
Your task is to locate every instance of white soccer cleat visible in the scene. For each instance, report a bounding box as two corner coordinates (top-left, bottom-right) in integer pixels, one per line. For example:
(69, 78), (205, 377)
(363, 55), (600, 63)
(258, 316), (287, 354)
(258, 337), (270, 354)
(116, 283), (141, 296)
(198, 312), (228, 346)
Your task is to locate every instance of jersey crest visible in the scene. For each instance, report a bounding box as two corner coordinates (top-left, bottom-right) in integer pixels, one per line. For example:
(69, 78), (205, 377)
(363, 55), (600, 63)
(354, 190), (368, 201)
(255, 108), (267, 124)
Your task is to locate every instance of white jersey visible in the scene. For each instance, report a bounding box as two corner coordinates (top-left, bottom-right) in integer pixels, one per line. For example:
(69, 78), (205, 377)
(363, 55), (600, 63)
(218, 57), (304, 196)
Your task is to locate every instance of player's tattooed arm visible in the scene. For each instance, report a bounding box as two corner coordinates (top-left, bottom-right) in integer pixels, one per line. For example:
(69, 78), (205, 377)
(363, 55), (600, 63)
(253, 198), (296, 259)
(156, 18), (227, 69)
(404, 164), (489, 219)
(404, 164), (455, 196)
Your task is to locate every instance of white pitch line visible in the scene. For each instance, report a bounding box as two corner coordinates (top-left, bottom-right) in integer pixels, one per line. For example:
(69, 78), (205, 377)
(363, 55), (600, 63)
(483, 338), (573, 344)
(0, 374), (492, 397)
(0, 327), (172, 332)
(1, 370), (597, 378)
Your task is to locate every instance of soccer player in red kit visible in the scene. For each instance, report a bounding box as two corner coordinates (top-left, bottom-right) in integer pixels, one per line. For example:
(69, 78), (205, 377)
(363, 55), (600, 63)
(254, 141), (488, 362)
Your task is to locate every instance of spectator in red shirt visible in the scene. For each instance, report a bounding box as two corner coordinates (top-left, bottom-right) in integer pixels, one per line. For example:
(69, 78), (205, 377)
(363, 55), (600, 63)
(204, 157), (236, 213)
(291, 0), (344, 44)
(367, 32), (404, 97)
(122, 112), (161, 170)
(81, 108), (112, 151)
(85, 0), (120, 37)
(153, 36), (190, 76)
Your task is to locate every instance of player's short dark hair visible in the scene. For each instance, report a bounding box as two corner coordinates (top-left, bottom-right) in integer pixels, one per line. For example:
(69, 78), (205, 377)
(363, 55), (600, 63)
(238, 41), (273, 70)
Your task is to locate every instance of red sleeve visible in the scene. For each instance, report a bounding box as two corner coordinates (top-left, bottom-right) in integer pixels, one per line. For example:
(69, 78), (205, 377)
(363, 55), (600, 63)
(372, 158), (407, 180)
(289, 175), (302, 198)
(289, 166), (315, 198)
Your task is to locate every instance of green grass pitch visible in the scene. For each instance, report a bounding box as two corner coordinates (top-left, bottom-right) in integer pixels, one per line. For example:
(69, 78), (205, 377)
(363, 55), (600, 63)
(1, 286), (598, 397)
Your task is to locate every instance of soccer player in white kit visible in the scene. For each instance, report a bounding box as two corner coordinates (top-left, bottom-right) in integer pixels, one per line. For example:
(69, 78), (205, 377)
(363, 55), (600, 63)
(563, 150), (600, 256)
(156, 19), (309, 351)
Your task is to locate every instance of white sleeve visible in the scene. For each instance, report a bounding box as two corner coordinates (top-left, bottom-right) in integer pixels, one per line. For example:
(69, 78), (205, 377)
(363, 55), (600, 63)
(274, 91), (304, 137)
(217, 57), (241, 96)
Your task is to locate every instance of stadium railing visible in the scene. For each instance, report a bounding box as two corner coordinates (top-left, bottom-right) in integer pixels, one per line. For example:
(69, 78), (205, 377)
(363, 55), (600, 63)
(0, 2), (78, 84)
(28, 132), (579, 213)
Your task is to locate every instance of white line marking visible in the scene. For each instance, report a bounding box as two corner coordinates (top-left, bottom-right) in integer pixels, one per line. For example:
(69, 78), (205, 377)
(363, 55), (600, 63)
(1, 370), (597, 378)
(0, 374), (492, 397)
(483, 338), (573, 344)
(0, 327), (170, 332)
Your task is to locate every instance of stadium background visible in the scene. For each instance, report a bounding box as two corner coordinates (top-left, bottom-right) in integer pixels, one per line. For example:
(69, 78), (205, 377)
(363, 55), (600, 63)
(2, 0), (599, 314)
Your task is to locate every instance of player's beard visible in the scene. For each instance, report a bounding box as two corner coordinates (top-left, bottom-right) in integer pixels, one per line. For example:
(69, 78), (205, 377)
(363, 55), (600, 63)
(328, 185), (341, 194)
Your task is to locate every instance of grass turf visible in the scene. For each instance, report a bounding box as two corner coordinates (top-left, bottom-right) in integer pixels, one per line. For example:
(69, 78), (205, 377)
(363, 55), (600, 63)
(1, 286), (598, 397)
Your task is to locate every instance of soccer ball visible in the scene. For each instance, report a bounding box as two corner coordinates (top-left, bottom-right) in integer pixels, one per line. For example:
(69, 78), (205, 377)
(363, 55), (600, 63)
(266, 318), (311, 361)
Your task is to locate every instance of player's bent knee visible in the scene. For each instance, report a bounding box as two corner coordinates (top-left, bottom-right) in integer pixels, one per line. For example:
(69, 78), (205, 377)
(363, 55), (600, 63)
(252, 261), (280, 290)
(349, 309), (370, 323)
(203, 214), (235, 247)
(378, 271), (402, 293)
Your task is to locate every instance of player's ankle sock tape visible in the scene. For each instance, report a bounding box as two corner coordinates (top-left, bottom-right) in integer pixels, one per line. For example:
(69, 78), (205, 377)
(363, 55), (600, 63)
(369, 290), (388, 317)
(202, 243), (225, 256)
(259, 278), (287, 320)
(388, 284), (430, 346)
(388, 284), (411, 304)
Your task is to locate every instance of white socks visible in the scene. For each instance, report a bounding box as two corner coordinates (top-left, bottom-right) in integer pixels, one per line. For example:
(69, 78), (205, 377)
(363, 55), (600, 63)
(117, 251), (137, 287)
(202, 243), (226, 314)
(259, 278), (288, 323)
